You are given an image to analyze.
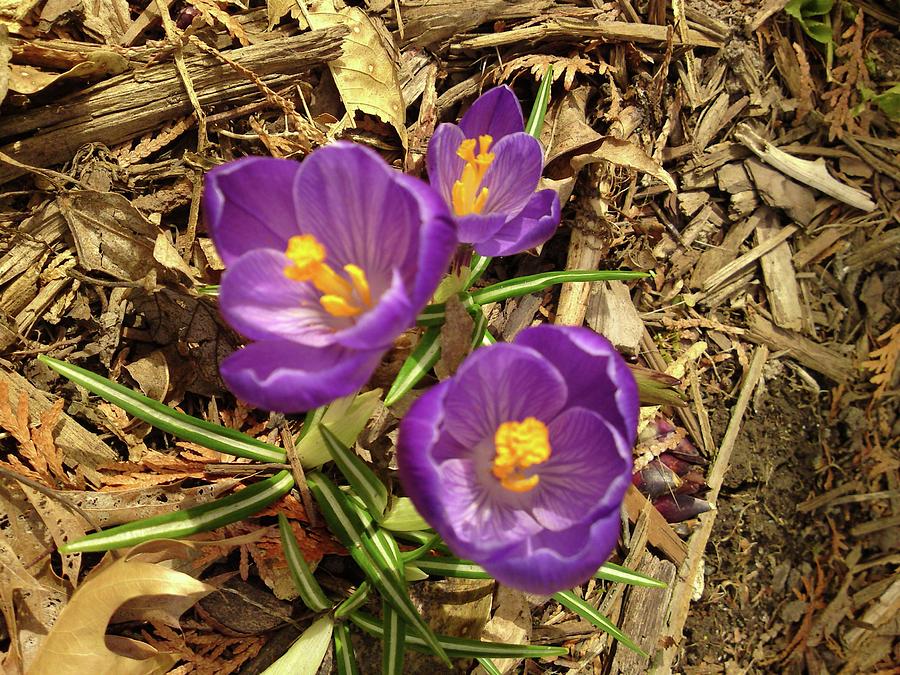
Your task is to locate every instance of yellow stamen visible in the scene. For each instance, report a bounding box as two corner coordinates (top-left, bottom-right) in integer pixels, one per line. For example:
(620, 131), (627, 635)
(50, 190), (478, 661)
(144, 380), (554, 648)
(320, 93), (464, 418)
(283, 234), (373, 318)
(451, 134), (494, 216)
(492, 417), (551, 493)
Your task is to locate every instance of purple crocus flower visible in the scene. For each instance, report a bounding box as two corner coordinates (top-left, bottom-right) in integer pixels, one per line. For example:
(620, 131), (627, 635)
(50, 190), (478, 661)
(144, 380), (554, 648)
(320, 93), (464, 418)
(204, 142), (457, 413)
(397, 325), (638, 594)
(426, 86), (561, 257)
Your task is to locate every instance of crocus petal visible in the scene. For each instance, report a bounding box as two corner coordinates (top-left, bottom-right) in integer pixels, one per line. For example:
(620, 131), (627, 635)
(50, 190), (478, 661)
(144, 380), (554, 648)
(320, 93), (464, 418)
(474, 189), (561, 257)
(292, 142), (417, 288)
(393, 172), (458, 310)
(481, 133), (544, 215)
(425, 123), (466, 208)
(455, 212), (509, 247)
(218, 248), (339, 347)
(531, 407), (632, 531)
(515, 326), (639, 438)
(442, 344), (568, 448)
(459, 86), (525, 140)
(334, 268), (414, 351)
(439, 458), (543, 553)
(481, 509), (622, 595)
(204, 157), (302, 266)
(219, 340), (382, 413)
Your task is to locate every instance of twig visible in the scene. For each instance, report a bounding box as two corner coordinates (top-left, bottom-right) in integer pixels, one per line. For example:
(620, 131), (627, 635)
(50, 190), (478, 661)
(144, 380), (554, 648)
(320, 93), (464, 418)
(281, 423), (317, 528)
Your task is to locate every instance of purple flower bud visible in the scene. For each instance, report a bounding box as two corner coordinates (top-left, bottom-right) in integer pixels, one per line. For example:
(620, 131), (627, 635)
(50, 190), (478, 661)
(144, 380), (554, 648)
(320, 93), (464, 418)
(633, 459), (682, 499)
(652, 494), (713, 523)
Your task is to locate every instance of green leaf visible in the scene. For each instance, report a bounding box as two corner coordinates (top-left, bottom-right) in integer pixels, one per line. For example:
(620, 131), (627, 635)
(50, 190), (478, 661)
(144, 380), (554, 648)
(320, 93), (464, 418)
(384, 326), (441, 406)
(350, 611), (568, 660)
(320, 426), (388, 519)
(335, 582), (371, 619)
(381, 498), (429, 532)
(477, 657), (503, 675)
(553, 590), (646, 656)
(277, 514), (331, 612)
(61, 471), (294, 553)
(596, 562), (667, 588)
(416, 303), (447, 327)
(382, 600), (406, 675)
(295, 389), (381, 467)
(306, 473), (451, 666)
(872, 84), (900, 120)
(333, 622), (360, 675)
(38, 355), (285, 463)
(471, 269), (649, 306)
(525, 64), (554, 138)
(261, 615), (333, 675)
(470, 308), (488, 350)
(465, 253), (491, 288)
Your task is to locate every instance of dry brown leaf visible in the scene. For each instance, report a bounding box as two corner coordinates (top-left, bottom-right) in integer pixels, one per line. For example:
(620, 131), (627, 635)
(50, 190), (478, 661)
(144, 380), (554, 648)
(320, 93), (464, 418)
(495, 53), (601, 91)
(29, 552), (212, 674)
(7, 50), (127, 94)
(124, 350), (170, 402)
(435, 295), (474, 380)
(0, 25), (10, 106)
(267, 0), (307, 29)
(186, 0), (251, 45)
(862, 323), (900, 400)
(306, 0), (407, 147)
(58, 191), (158, 282)
(19, 484), (87, 585)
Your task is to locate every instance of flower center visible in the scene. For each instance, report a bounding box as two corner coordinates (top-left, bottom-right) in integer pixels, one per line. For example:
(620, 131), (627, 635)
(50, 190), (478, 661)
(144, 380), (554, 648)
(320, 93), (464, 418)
(283, 234), (372, 317)
(451, 135), (495, 216)
(492, 417), (551, 493)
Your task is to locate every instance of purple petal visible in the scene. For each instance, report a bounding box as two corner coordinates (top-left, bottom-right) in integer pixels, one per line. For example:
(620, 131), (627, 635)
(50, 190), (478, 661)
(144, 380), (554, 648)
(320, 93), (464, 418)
(393, 172), (458, 310)
(425, 123), (466, 207)
(397, 381), (453, 529)
(218, 248), (339, 347)
(442, 343), (567, 448)
(459, 86), (525, 140)
(204, 157), (303, 267)
(474, 189), (561, 257)
(219, 340), (382, 413)
(334, 268), (414, 351)
(455, 212), (509, 246)
(532, 407), (632, 531)
(481, 133), (544, 215)
(439, 458), (543, 554)
(480, 509), (622, 595)
(514, 326), (639, 440)
(292, 142), (418, 288)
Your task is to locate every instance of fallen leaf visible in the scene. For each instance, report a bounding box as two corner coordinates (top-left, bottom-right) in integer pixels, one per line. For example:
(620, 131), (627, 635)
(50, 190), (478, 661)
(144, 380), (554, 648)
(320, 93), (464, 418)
(475, 586), (531, 675)
(7, 50), (127, 95)
(306, 0), (407, 147)
(0, 25), (10, 106)
(266, 0), (307, 29)
(29, 550), (213, 674)
(124, 350), (170, 402)
(58, 191), (158, 282)
(435, 294), (474, 380)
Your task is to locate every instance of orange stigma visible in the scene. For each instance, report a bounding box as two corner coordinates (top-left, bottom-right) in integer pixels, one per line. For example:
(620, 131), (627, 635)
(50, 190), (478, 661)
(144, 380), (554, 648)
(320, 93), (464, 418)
(451, 135), (494, 216)
(283, 234), (372, 318)
(492, 417), (551, 493)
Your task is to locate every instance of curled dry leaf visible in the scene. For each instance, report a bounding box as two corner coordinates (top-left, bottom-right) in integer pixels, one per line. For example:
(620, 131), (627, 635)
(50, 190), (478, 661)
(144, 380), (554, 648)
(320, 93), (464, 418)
(7, 50), (127, 95)
(29, 551), (213, 675)
(306, 0), (407, 147)
(0, 25), (10, 106)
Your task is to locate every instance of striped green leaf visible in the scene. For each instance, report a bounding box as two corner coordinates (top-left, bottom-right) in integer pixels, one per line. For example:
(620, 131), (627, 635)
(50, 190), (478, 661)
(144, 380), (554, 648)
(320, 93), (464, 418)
(320, 426), (388, 519)
(553, 590), (646, 656)
(381, 497), (429, 533)
(525, 64), (554, 138)
(335, 582), (371, 620)
(470, 269), (650, 306)
(470, 308), (488, 349)
(399, 533), (441, 564)
(277, 513), (331, 612)
(477, 657), (503, 675)
(61, 471), (294, 553)
(306, 473), (451, 666)
(350, 611), (568, 660)
(38, 355), (285, 463)
(465, 253), (491, 288)
(333, 622), (360, 675)
(261, 614), (333, 675)
(416, 303), (446, 327)
(196, 284), (220, 296)
(384, 326), (441, 406)
(295, 389), (381, 468)
(382, 600), (406, 675)
(414, 556), (664, 589)
(596, 561), (667, 588)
